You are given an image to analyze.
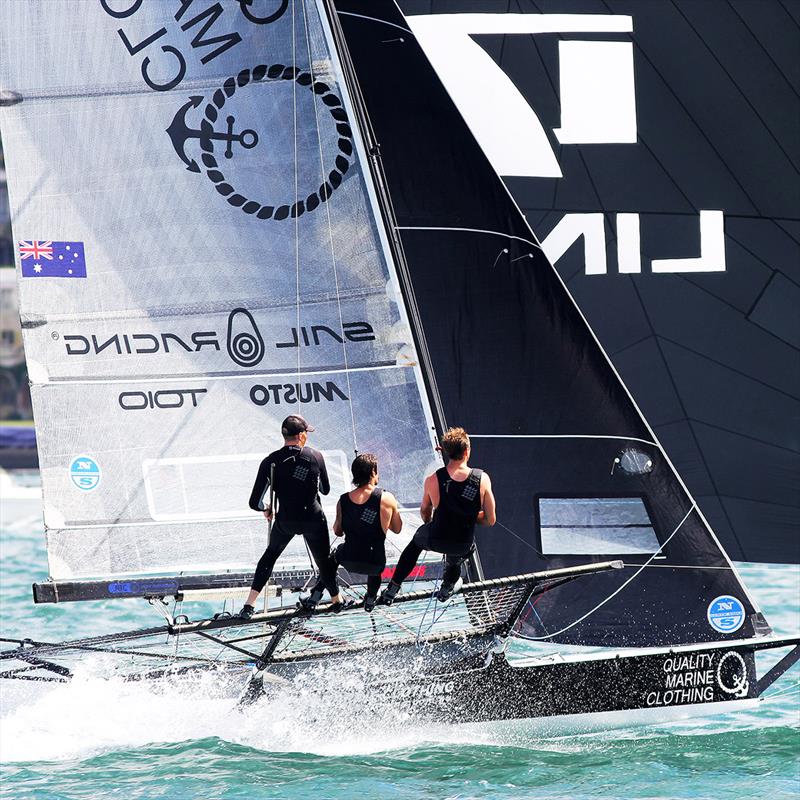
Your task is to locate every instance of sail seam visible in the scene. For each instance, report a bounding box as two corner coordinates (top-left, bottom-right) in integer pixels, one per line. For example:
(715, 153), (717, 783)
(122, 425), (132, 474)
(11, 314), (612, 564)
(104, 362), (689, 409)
(668, 0), (800, 177)
(625, 277), (751, 571)
(469, 434), (658, 446)
(21, 286), (394, 324)
(620, 563), (733, 570)
(336, 11), (412, 34)
(44, 362), (408, 385)
(395, 225), (541, 249)
(47, 501), (427, 531)
(42, 362), (410, 385)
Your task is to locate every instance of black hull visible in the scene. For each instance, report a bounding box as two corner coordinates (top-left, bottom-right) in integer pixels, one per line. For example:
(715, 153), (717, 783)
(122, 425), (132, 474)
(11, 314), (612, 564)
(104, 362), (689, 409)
(267, 637), (796, 724)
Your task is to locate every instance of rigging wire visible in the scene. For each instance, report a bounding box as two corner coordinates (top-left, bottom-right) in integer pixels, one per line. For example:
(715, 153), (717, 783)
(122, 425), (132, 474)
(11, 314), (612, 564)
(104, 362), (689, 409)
(519, 504), (697, 641)
(301, 0), (358, 456)
(761, 681), (800, 702)
(293, 0), (301, 415)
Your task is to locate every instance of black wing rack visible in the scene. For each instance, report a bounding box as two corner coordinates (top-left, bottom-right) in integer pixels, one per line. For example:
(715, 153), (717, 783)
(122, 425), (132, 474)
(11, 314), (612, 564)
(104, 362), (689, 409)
(4, 562), (622, 683)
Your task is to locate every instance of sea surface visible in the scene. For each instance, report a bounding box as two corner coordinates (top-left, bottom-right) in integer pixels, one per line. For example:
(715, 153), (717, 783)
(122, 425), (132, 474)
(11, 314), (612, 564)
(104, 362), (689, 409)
(1, 474), (798, 799)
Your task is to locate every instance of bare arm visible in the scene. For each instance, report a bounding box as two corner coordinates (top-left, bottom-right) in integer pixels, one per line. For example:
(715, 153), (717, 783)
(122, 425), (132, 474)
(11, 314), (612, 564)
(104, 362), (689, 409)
(420, 473), (436, 524)
(332, 499), (343, 536)
(478, 473), (496, 526)
(382, 491), (403, 533)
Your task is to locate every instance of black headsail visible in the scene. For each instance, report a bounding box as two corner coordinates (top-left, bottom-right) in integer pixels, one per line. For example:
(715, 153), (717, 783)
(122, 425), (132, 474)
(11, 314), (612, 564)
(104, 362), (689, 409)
(329, 0), (770, 647)
(394, 0), (799, 567)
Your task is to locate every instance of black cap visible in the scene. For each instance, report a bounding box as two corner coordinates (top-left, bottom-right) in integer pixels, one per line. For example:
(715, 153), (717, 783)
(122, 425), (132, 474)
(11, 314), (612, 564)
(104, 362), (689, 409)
(281, 415), (314, 436)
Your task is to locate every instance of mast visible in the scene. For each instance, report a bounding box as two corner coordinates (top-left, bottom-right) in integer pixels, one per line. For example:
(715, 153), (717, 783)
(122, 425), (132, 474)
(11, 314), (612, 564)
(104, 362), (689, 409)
(317, 0), (485, 581)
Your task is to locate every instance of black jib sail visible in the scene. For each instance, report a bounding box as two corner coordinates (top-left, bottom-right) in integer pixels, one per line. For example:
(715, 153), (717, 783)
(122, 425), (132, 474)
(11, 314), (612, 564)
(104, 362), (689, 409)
(332, 0), (771, 647)
(394, 0), (800, 565)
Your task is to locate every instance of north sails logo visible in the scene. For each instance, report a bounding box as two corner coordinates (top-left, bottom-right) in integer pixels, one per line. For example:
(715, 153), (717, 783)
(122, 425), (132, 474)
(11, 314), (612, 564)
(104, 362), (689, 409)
(166, 66), (354, 220)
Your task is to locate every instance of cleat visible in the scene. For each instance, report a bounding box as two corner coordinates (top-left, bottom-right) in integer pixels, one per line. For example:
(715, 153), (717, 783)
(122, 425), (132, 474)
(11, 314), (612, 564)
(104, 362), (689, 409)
(364, 594), (377, 613)
(435, 577), (463, 602)
(377, 581), (400, 606)
(238, 604), (255, 620)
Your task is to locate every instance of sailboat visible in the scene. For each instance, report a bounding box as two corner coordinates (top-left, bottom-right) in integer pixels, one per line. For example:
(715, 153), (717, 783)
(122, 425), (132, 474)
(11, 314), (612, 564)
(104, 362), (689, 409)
(0, 0), (796, 726)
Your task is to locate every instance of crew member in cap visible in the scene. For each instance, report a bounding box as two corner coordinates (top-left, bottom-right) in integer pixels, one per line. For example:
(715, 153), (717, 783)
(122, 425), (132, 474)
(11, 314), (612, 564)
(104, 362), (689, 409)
(239, 415), (343, 618)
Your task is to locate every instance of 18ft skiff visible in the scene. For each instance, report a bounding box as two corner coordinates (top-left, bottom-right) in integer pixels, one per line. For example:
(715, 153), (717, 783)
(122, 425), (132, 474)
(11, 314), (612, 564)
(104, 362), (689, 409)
(0, 0), (796, 726)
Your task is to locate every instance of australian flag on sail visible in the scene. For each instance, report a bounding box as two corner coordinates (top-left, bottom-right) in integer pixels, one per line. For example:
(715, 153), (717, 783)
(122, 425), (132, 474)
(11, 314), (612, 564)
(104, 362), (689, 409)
(19, 241), (86, 278)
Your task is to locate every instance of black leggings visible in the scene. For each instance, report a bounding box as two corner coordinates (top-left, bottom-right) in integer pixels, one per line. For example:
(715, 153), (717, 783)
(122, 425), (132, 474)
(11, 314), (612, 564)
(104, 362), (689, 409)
(391, 523), (468, 587)
(365, 574), (382, 597)
(311, 552), (383, 597)
(251, 517), (339, 595)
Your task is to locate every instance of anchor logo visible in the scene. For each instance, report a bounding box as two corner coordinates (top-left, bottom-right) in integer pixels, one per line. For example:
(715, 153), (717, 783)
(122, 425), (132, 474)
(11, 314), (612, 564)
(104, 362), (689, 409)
(167, 96), (258, 174)
(165, 65), (355, 221)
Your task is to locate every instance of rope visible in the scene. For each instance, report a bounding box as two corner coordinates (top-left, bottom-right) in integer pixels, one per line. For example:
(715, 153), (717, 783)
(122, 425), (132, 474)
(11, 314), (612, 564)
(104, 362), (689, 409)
(761, 681), (800, 702)
(519, 504), (697, 641)
(414, 555), (457, 645)
(302, 0), (358, 455)
(495, 519), (545, 557)
(293, 0), (301, 413)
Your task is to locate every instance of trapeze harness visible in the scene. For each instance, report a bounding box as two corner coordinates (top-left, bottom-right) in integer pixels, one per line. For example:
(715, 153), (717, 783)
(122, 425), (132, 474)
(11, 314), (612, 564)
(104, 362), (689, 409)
(335, 487), (386, 575)
(427, 467), (483, 556)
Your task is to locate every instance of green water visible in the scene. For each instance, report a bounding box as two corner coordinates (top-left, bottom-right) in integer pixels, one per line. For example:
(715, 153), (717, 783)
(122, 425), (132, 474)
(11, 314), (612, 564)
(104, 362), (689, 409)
(1, 500), (798, 799)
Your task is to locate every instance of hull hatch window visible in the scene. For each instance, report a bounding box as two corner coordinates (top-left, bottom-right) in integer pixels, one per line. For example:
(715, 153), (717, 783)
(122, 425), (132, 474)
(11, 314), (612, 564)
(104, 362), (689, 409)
(539, 497), (658, 555)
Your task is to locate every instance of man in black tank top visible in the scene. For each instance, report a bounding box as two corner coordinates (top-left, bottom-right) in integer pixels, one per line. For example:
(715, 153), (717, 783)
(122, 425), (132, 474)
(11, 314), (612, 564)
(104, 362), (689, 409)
(306, 453), (403, 612)
(238, 415), (342, 619)
(379, 427), (496, 605)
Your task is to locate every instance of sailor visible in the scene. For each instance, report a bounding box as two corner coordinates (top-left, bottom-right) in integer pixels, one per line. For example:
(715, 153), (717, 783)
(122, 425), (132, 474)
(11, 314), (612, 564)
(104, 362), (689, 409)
(379, 427), (495, 605)
(307, 453), (403, 612)
(238, 415), (342, 619)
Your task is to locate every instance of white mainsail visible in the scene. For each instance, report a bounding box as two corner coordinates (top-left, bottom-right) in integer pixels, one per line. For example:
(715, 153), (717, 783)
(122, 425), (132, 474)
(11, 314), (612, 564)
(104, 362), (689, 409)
(0, 0), (440, 582)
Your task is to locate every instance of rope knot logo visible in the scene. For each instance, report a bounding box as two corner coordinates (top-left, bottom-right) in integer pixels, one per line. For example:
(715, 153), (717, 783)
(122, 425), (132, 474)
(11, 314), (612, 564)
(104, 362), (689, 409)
(716, 651), (749, 698)
(227, 308), (265, 368)
(166, 66), (354, 220)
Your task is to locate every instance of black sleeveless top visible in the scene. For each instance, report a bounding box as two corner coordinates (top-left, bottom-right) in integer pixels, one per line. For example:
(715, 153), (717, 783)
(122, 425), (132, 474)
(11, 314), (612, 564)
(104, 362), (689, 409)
(337, 487), (386, 574)
(428, 467), (483, 553)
